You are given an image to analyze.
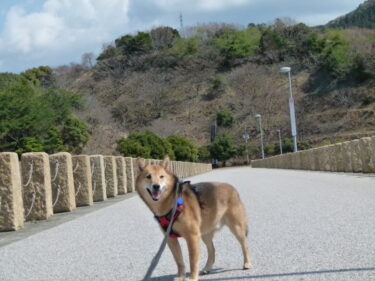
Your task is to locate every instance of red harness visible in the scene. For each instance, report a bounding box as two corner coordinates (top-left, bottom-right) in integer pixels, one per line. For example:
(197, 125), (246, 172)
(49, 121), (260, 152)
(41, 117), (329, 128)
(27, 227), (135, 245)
(154, 196), (184, 238)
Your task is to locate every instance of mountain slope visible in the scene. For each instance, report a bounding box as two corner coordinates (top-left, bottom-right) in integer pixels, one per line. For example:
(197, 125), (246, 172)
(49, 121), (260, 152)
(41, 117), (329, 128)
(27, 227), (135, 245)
(327, 0), (375, 29)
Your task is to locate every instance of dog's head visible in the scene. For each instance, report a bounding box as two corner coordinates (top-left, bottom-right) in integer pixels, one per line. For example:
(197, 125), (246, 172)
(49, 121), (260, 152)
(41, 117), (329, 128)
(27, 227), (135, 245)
(136, 156), (175, 202)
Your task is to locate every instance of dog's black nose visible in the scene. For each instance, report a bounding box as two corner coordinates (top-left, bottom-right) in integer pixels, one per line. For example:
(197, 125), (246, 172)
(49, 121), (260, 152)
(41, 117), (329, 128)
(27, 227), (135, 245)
(152, 184), (160, 191)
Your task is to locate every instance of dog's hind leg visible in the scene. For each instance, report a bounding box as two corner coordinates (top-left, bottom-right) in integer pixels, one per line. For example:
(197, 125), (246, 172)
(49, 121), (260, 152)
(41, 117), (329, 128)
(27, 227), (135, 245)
(168, 238), (185, 280)
(224, 205), (252, 270)
(201, 231), (215, 274)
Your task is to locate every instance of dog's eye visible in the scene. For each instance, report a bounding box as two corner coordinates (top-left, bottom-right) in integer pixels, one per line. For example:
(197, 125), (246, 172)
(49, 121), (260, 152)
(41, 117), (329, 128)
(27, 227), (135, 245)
(160, 175), (164, 179)
(146, 175), (151, 179)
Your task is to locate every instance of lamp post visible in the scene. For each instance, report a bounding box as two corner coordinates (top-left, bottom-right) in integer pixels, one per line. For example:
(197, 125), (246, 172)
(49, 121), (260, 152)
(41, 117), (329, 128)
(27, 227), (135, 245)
(279, 66), (298, 152)
(277, 129), (283, 154)
(242, 128), (250, 164)
(255, 114), (265, 159)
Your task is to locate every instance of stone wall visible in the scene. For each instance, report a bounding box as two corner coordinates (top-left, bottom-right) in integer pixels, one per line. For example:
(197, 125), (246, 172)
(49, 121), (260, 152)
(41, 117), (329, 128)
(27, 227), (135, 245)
(252, 136), (375, 174)
(1, 154), (212, 232)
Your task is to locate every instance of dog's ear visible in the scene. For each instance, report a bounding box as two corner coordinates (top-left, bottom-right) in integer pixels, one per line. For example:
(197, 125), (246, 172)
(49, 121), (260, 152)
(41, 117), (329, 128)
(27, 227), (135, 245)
(136, 157), (147, 172)
(160, 155), (170, 170)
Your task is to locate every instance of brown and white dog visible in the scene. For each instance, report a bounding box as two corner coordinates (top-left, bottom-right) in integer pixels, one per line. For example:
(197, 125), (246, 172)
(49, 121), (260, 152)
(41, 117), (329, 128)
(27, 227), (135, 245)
(136, 156), (252, 281)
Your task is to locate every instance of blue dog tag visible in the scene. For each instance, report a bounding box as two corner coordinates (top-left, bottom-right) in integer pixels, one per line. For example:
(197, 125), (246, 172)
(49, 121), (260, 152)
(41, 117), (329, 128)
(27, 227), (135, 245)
(177, 197), (184, 205)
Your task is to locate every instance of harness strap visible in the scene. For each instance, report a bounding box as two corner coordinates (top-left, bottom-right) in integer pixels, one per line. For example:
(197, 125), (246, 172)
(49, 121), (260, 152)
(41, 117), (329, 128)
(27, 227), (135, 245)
(154, 195), (184, 238)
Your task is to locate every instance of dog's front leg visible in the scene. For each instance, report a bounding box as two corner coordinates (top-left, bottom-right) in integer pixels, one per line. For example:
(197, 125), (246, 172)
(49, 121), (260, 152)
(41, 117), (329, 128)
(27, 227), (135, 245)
(185, 234), (200, 281)
(167, 238), (185, 280)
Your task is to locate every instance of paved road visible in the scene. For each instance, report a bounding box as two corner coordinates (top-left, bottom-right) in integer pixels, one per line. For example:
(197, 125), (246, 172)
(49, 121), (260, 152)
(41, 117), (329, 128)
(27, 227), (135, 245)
(1, 168), (375, 281)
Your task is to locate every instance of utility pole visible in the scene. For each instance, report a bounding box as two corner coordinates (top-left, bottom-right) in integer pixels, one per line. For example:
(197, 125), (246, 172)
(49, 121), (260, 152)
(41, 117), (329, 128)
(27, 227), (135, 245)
(179, 13), (185, 38)
(242, 127), (250, 164)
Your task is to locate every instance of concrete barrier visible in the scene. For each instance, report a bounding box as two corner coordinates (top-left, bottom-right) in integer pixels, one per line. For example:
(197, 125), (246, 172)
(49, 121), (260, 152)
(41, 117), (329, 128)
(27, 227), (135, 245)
(49, 152), (76, 213)
(125, 157), (135, 193)
(0, 153), (24, 231)
(333, 143), (344, 172)
(90, 155), (107, 201)
(350, 140), (362, 173)
(341, 141), (353, 172)
(116, 157), (127, 194)
(21, 152), (53, 221)
(104, 156), (118, 198)
(72, 155), (93, 207)
(1, 151), (210, 232)
(251, 135), (375, 174)
(359, 137), (375, 173)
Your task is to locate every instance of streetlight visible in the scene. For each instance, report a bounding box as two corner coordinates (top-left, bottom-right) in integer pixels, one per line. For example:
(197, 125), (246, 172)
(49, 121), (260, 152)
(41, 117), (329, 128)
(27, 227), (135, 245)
(255, 114), (265, 159)
(242, 128), (250, 164)
(277, 129), (283, 154)
(279, 66), (298, 152)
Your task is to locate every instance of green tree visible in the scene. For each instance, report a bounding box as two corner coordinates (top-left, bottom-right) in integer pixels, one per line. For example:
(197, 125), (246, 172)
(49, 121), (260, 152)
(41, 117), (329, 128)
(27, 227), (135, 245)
(198, 145), (211, 161)
(216, 108), (234, 127)
(167, 135), (198, 162)
(0, 73), (89, 153)
(117, 138), (152, 158)
(43, 126), (67, 154)
(117, 131), (175, 159)
(22, 66), (56, 88)
(214, 27), (261, 61)
(170, 37), (199, 57)
(61, 115), (90, 154)
(15, 137), (44, 154)
(97, 44), (120, 61)
(115, 32), (152, 55)
(208, 133), (238, 166)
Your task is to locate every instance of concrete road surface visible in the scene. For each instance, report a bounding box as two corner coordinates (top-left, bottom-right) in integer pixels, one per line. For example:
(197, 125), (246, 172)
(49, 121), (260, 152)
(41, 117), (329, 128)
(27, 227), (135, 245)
(0, 168), (375, 281)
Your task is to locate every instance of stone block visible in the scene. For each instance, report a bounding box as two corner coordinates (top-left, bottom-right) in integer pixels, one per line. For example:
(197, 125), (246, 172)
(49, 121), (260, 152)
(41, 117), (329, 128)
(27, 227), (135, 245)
(300, 150), (309, 170)
(359, 137), (375, 173)
(132, 158), (138, 181)
(21, 152), (53, 221)
(90, 155), (107, 201)
(0, 153), (24, 231)
(341, 141), (353, 172)
(125, 157), (135, 193)
(291, 152), (301, 169)
(49, 152), (76, 213)
(349, 140), (362, 173)
(333, 143), (344, 172)
(72, 155), (93, 207)
(116, 157), (127, 194)
(104, 156), (118, 198)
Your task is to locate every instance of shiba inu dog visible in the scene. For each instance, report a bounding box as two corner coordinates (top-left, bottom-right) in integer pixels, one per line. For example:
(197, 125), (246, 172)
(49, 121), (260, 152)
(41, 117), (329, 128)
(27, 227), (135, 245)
(136, 156), (252, 281)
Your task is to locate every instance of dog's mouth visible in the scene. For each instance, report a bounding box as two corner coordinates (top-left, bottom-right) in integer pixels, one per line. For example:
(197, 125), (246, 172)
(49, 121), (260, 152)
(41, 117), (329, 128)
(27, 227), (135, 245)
(147, 188), (161, 201)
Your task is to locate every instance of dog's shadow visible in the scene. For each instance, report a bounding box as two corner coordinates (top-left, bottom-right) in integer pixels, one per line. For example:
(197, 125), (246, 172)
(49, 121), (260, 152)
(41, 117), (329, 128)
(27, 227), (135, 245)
(147, 268), (242, 280)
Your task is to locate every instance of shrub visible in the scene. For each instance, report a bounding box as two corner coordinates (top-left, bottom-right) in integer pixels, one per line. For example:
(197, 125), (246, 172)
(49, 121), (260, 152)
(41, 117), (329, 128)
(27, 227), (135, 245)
(61, 115), (90, 154)
(215, 27), (261, 60)
(117, 131), (175, 159)
(167, 135), (198, 162)
(198, 145), (211, 161)
(208, 133), (238, 166)
(115, 32), (152, 55)
(216, 108), (234, 127)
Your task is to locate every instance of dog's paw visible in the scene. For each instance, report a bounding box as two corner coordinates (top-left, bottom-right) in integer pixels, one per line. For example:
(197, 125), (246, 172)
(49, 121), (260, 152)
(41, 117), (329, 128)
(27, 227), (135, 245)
(243, 262), (253, 270)
(200, 269), (210, 275)
(185, 279), (198, 281)
(173, 277), (185, 281)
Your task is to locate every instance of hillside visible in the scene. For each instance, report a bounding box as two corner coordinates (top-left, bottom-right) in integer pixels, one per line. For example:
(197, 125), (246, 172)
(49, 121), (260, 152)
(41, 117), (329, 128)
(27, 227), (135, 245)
(57, 20), (375, 158)
(327, 0), (375, 29)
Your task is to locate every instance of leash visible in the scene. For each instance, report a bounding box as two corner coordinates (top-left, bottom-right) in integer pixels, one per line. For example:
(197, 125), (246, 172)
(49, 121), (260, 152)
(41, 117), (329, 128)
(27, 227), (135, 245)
(141, 178), (184, 281)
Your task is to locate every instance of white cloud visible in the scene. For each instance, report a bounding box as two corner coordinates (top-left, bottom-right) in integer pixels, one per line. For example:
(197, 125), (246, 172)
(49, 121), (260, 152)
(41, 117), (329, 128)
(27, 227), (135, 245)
(156, 0), (250, 12)
(0, 0), (130, 72)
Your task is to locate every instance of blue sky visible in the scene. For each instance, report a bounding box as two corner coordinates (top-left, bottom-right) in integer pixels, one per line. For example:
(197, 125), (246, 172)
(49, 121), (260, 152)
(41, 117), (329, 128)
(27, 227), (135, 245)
(0, 0), (366, 73)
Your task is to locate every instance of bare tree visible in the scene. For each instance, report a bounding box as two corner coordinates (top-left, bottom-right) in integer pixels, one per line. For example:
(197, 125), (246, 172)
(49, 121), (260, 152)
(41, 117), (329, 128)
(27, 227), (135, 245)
(81, 52), (95, 68)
